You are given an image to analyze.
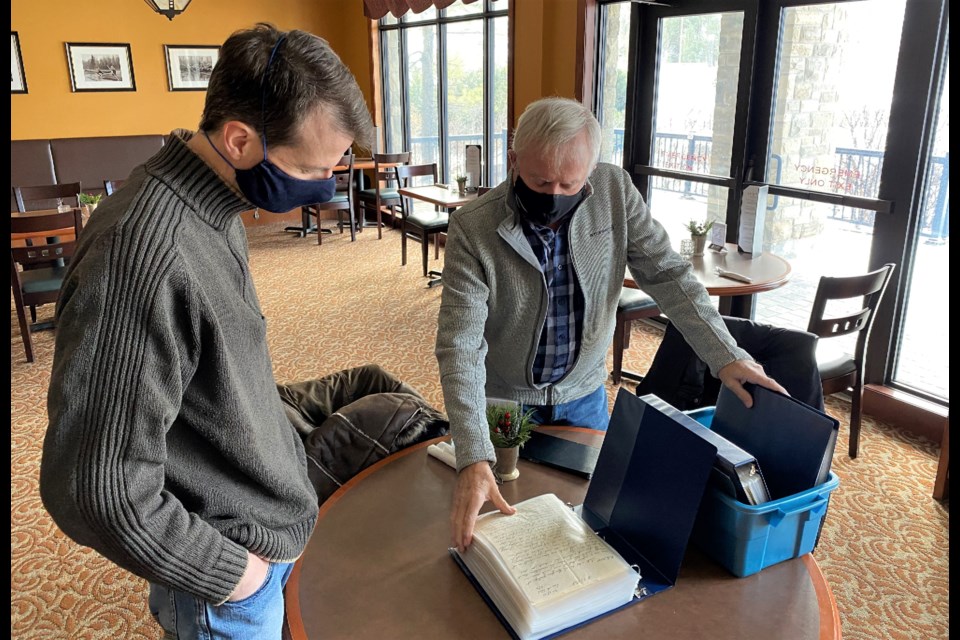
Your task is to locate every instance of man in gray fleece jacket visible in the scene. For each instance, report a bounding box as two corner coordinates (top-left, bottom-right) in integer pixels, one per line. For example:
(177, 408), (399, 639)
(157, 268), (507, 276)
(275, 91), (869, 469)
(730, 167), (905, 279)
(40, 24), (372, 639)
(437, 98), (786, 552)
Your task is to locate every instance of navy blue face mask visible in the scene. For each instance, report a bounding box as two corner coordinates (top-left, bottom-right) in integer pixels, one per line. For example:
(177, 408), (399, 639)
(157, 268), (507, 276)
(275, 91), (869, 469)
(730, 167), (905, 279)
(204, 36), (338, 212)
(514, 175), (585, 227)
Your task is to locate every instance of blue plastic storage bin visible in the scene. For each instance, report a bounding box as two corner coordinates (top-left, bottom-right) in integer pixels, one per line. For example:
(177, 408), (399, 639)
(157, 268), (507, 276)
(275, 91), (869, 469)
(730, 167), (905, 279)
(686, 407), (841, 578)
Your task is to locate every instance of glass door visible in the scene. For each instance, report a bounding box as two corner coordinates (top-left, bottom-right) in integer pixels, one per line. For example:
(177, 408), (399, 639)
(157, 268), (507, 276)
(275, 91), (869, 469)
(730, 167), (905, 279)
(750, 1), (907, 357)
(620, 0), (948, 403)
(627, 7), (748, 254)
(891, 58), (949, 401)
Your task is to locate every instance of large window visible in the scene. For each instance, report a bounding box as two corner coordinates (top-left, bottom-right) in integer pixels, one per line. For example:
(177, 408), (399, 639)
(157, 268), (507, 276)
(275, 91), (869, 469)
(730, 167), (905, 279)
(594, 0), (949, 404)
(379, 0), (510, 188)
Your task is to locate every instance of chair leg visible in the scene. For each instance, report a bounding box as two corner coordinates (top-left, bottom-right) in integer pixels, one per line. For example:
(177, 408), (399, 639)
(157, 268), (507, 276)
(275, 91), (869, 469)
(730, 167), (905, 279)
(347, 208), (356, 242)
(435, 233), (441, 260)
(376, 199), (383, 240)
(848, 379), (864, 458)
(421, 232), (430, 277)
(317, 214), (323, 246)
(13, 292), (34, 363)
(301, 208), (311, 238)
(611, 314), (627, 385)
(30, 305), (37, 323)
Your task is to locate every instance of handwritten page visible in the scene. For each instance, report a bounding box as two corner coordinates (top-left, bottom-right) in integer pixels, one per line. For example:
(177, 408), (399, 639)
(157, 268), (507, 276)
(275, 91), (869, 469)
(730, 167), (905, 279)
(473, 494), (631, 607)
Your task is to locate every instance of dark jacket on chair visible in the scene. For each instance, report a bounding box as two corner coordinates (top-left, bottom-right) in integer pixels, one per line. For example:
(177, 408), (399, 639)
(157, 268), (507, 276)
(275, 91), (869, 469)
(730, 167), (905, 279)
(276, 364), (449, 504)
(636, 317), (824, 411)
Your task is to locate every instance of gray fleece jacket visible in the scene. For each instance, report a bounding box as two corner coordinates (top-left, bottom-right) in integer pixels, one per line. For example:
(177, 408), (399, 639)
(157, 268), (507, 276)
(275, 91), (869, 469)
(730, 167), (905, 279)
(435, 163), (751, 470)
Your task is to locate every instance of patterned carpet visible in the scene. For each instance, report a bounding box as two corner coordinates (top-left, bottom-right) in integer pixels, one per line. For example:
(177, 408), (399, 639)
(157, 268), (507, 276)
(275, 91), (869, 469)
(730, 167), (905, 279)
(11, 220), (949, 639)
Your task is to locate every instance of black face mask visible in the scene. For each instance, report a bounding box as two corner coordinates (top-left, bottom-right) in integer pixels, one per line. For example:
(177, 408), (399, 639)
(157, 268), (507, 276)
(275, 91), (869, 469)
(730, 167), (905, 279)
(514, 176), (586, 227)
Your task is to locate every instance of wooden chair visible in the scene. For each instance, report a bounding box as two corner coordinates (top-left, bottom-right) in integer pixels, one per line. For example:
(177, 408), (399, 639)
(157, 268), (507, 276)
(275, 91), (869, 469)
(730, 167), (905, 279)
(807, 263), (896, 458)
(611, 288), (661, 384)
(301, 153), (356, 245)
(394, 163), (450, 278)
(14, 182), (83, 212)
(357, 152), (410, 239)
(104, 179), (126, 196)
(477, 186), (493, 196)
(10, 208), (83, 362)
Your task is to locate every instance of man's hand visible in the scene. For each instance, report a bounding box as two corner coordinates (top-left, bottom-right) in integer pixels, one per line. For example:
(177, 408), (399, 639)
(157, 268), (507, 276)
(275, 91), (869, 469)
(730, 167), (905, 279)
(717, 359), (788, 408)
(451, 461), (516, 553)
(227, 552), (270, 602)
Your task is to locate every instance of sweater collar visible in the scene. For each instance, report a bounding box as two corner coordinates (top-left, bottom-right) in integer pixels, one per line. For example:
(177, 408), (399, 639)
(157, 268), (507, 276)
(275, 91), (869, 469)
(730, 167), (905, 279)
(145, 130), (251, 229)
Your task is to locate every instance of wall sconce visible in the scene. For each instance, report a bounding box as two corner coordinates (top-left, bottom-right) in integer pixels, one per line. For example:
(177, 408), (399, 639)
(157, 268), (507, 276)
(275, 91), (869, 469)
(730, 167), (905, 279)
(144, 0), (193, 21)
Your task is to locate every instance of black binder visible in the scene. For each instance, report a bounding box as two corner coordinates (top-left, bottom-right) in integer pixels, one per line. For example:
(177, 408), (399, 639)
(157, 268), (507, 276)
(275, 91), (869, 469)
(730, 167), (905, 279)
(518, 430), (600, 479)
(711, 383), (839, 500)
(638, 394), (771, 505)
(579, 388), (718, 602)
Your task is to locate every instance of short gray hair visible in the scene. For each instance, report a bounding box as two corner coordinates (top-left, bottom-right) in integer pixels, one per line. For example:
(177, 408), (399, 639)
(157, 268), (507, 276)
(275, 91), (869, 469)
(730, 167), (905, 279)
(511, 97), (601, 171)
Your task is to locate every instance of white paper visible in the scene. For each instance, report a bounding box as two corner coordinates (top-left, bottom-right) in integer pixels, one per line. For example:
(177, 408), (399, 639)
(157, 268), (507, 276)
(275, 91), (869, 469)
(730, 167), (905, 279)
(466, 145), (482, 188)
(738, 185), (768, 256)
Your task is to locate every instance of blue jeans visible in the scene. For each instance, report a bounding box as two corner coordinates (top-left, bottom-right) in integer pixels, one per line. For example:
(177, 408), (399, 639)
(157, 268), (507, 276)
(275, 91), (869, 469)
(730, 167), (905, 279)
(521, 385), (610, 431)
(148, 561), (294, 639)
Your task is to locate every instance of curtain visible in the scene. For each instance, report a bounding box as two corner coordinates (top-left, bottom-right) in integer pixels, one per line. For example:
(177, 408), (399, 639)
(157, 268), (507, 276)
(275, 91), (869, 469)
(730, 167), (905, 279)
(362, 0), (481, 20)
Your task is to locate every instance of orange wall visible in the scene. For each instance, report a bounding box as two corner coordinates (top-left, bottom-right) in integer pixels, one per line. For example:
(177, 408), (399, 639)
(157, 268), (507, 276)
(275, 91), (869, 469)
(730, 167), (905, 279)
(539, 0), (579, 102)
(498, 0), (580, 123)
(10, 0), (373, 140)
(11, 0), (578, 140)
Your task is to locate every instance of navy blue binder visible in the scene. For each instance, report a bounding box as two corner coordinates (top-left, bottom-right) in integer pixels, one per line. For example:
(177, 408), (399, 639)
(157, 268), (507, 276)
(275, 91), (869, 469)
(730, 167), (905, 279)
(711, 383), (839, 500)
(452, 388), (718, 639)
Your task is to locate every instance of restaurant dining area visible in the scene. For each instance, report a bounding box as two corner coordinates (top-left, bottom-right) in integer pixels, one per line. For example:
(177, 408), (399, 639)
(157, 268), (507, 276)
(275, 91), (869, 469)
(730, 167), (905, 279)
(11, 0), (948, 639)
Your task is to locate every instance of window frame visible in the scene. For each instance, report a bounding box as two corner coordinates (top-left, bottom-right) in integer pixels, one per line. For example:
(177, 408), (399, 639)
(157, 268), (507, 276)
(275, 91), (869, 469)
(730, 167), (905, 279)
(586, 0), (950, 404)
(376, 0), (511, 186)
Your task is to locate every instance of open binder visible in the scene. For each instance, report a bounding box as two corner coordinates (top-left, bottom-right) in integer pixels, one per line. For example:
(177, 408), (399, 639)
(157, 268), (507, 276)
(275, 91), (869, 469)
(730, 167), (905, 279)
(452, 388), (719, 639)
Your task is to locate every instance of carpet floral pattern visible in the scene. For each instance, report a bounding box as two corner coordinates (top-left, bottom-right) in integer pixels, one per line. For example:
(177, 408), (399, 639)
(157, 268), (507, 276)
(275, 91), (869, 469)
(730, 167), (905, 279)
(10, 222), (948, 639)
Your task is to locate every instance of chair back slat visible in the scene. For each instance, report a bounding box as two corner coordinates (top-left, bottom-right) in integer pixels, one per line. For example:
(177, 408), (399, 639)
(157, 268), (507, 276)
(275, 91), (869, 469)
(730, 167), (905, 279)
(373, 152), (411, 182)
(806, 262), (896, 361)
(11, 208), (83, 235)
(12, 241), (78, 266)
(14, 182), (83, 212)
(394, 163), (438, 186)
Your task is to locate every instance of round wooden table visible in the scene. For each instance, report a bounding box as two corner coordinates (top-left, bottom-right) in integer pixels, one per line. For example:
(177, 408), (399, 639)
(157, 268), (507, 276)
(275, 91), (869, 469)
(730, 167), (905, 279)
(285, 430), (840, 640)
(625, 243), (792, 318)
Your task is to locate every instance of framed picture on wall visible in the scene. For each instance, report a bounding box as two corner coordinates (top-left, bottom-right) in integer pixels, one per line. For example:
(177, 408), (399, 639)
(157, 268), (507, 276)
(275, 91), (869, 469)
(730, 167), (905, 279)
(65, 42), (136, 92)
(164, 45), (220, 91)
(12, 32), (27, 94)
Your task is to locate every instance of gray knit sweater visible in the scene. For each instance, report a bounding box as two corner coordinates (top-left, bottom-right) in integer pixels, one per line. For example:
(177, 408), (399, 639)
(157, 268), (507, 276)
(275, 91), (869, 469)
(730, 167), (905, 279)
(435, 163), (751, 470)
(40, 131), (318, 605)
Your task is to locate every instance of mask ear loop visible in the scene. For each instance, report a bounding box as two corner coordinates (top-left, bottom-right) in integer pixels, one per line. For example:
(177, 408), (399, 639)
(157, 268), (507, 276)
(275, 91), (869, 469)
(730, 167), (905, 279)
(258, 35), (288, 160)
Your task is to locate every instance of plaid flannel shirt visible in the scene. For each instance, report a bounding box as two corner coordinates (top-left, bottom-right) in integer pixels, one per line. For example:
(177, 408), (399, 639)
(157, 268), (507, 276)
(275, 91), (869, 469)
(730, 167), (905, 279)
(521, 215), (585, 385)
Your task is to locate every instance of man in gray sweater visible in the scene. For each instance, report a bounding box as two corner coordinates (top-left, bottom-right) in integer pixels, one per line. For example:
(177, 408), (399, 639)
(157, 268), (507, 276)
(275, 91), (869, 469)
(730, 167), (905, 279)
(40, 24), (372, 639)
(437, 98), (786, 552)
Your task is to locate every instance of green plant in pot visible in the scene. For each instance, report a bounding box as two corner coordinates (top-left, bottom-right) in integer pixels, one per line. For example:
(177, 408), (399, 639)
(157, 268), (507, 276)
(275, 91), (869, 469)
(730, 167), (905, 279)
(487, 403), (537, 481)
(455, 173), (468, 195)
(685, 218), (714, 256)
(79, 192), (103, 214)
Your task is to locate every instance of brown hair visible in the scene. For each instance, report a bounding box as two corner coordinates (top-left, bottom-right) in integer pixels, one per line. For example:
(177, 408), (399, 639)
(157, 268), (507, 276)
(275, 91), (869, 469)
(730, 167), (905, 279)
(199, 23), (373, 151)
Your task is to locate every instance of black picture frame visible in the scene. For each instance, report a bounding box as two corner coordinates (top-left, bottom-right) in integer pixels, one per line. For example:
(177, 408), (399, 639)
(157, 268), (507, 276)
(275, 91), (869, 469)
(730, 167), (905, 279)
(65, 42), (136, 92)
(12, 31), (27, 94)
(164, 44), (220, 91)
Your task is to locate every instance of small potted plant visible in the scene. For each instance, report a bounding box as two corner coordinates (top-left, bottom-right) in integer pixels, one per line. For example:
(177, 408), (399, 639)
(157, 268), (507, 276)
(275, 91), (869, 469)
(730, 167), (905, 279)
(685, 218), (714, 256)
(79, 192), (103, 217)
(455, 173), (468, 196)
(487, 403), (537, 481)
